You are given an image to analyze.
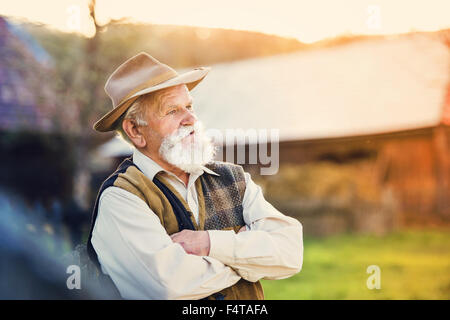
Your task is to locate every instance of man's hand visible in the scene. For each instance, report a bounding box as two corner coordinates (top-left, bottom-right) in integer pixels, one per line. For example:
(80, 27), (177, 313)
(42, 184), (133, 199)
(170, 230), (210, 256)
(171, 226), (248, 256)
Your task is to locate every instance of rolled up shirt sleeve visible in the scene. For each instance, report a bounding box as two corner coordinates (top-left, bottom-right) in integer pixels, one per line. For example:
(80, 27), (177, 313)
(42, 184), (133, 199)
(207, 171), (303, 282)
(91, 186), (241, 300)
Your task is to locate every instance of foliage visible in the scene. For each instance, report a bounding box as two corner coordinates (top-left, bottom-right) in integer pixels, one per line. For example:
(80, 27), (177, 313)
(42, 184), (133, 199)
(19, 20), (305, 138)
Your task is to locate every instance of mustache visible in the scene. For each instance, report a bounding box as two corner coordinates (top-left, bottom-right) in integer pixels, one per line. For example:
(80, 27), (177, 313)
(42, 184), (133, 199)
(158, 120), (216, 173)
(165, 123), (199, 146)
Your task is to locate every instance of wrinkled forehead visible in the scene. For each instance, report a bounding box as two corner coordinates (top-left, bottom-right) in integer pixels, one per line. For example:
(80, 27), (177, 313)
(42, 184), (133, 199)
(151, 84), (192, 115)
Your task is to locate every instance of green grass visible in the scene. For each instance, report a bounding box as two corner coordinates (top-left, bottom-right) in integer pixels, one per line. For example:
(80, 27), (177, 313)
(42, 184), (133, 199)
(261, 228), (450, 299)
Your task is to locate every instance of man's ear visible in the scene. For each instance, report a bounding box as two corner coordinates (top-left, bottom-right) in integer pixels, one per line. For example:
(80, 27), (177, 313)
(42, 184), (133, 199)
(122, 119), (147, 148)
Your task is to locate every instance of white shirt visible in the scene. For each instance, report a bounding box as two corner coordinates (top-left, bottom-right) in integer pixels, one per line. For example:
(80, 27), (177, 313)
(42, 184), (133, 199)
(91, 148), (303, 300)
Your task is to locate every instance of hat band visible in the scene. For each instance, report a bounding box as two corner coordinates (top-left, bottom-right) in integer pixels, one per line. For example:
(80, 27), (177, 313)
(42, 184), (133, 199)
(115, 69), (178, 107)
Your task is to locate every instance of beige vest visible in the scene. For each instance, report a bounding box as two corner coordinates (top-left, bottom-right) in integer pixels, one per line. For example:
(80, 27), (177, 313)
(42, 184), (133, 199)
(107, 159), (264, 300)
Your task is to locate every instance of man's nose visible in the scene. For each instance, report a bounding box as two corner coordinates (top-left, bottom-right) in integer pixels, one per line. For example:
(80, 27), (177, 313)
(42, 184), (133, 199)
(180, 108), (197, 126)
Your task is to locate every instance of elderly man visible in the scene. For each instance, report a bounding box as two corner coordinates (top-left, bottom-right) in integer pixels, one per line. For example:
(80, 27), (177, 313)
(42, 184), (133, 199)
(87, 52), (303, 300)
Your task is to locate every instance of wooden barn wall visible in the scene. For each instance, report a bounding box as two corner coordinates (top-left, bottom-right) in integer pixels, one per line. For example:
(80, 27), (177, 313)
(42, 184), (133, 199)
(377, 125), (449, 223)
(219, 126), (449, 227)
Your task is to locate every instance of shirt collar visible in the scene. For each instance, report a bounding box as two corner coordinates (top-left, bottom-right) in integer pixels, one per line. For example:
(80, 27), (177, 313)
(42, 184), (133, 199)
(132, 148), (220, 181)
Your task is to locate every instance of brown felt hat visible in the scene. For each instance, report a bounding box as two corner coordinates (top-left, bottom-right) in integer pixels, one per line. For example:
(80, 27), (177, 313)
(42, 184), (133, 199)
(93, 52), (210, 132)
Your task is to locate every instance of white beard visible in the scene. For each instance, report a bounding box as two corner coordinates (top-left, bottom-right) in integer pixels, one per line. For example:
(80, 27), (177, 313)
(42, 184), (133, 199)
(159, 121), (217, 174)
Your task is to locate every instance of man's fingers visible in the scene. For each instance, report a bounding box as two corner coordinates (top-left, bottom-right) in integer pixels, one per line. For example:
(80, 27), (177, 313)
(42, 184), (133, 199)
(169, 230), (210, 256)
(238, 226), (247, 233)
(171, 235), (184, 244)
(170, 229), (189, 241)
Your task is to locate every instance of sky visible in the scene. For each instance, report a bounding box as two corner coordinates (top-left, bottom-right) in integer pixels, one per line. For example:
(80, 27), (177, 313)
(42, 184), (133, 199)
(0, 0), (449, 43)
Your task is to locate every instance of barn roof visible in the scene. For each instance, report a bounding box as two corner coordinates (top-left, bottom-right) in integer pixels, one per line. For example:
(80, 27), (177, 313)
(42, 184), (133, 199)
(191, 32), (450, 142)
(97, 31), (450, 158)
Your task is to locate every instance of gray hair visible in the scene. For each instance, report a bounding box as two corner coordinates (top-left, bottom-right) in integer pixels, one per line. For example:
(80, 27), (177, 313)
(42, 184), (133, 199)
(115, 85), (190, 145)
(115, 95), (151, 145)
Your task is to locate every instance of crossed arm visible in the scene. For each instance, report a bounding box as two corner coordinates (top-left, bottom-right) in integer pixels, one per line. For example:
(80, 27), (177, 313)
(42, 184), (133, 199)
(92, 172), (303, 299)
(170, 225), (247, 257)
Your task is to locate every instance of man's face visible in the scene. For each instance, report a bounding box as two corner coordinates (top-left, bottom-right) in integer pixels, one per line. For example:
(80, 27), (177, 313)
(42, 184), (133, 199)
(138, 84), (216, 173)
(141, 84), (197, 153)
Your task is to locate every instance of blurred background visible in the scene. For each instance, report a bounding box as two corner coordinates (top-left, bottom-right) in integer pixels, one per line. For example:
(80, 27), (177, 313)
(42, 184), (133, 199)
(0, 0), (449, 299)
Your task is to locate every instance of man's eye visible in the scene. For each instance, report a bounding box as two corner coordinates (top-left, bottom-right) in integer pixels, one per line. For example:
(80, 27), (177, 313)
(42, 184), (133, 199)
(167, 109), (177, 115)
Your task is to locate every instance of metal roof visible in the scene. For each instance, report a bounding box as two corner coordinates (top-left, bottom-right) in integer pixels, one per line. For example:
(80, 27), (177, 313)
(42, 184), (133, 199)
(97, 32), (450, 157)
(191, 33), (450, 142)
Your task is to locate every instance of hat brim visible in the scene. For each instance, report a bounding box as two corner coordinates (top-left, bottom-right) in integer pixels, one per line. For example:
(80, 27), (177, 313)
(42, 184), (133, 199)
(93, 67), (210, 132)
